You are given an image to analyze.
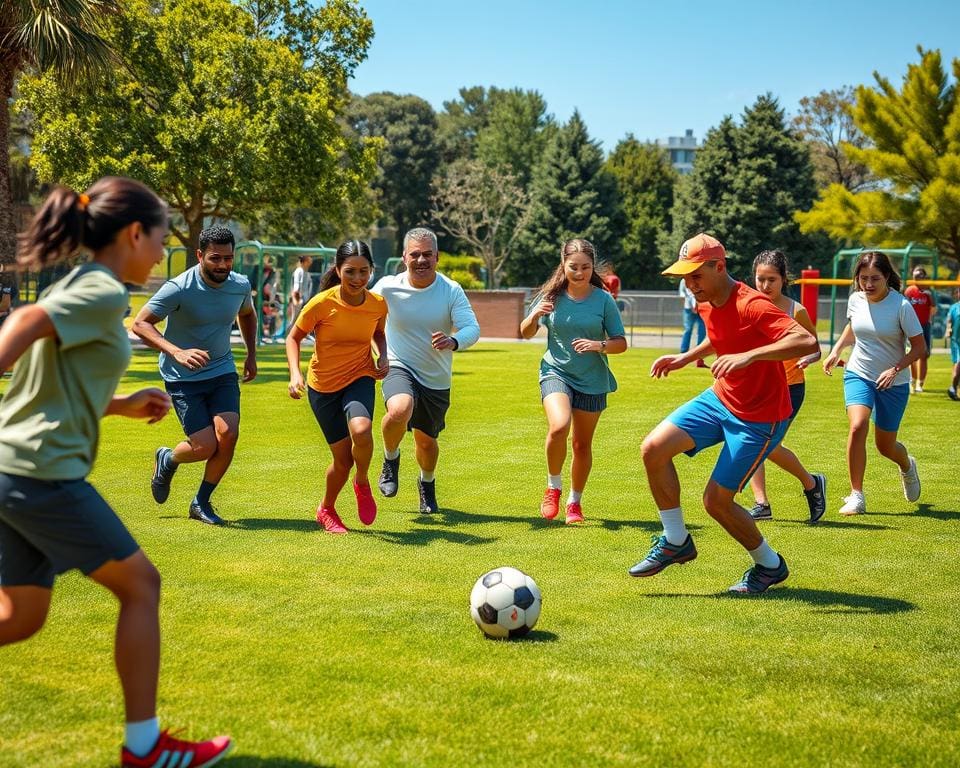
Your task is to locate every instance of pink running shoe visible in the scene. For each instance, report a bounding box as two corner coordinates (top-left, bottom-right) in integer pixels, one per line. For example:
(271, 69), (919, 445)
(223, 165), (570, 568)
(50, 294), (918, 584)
(121, 729), (232, 768)
(316, 505), (348, 534)
(354, 481), (378, 525)
(540, 487), (561, 519)
(565, 501), (584, 525)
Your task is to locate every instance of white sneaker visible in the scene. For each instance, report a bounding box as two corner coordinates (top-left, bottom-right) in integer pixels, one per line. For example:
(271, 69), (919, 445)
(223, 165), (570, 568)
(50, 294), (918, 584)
(839, 491), (866, 516)
(915, 384), (924, 393)
(900, 456), (921, 502)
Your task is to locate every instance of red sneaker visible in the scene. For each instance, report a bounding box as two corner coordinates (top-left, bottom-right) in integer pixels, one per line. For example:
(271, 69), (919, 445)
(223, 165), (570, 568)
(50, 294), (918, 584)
(696, 359), (709, 368)
(565, 501), (584, 525)
(353, 481), (377, 525)
(316, 505), (348, 534)
(540, 487), (561, 519)
(121, 729), (232, 768)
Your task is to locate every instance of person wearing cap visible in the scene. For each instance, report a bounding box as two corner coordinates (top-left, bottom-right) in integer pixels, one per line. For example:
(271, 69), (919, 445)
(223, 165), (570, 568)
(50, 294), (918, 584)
(628, 233), (818, 594)
(903, 266), (936, 393)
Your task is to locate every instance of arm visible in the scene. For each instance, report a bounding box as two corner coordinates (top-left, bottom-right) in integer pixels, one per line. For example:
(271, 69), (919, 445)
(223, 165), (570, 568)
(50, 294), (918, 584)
(132, 307), (211, 371)
(711, 324), (818, 380)
(650, 337), (715, 378)
(876, 333), (926, 390)
(520, 298), (554, 339)
(237, 304), (258, 382)
(792, 305), (822, 369)
(0, 304), (56, 374)
(372, 327), (389, 378)
(823, 323), (855, 375)
(104, 389), (171, 423)
(445, 287), (481, 351)
(285, 323), (307, 398)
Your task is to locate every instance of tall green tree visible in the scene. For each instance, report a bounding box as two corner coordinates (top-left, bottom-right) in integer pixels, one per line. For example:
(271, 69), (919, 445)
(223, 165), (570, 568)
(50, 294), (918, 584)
(0, 0), (123, 265)
(508, 110), (624, 286)
(797, 48), (960, 262)
(436, 86), (495, 164)
(793, 86), (873, 192)
(16, 0), (378, 251)
(475, 89), (553, 187)
(604, 136), (676, 288)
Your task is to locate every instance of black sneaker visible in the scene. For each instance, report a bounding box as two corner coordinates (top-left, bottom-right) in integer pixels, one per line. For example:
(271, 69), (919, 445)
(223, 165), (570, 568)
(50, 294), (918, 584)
(804, 473), (827, 523)
(728, 554), (789, 594)
(749, 502), (772, 521)
(418, 478), (439, 514)
(378, 456), (400, 497)
(628, 534), (697, 577)
(949, 387), (959, 401)
(188, 500), (226, 526)
(151, 447), (178, 504)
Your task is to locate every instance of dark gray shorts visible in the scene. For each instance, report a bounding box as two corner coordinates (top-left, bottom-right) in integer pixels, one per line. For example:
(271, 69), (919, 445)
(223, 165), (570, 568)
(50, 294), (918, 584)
(165, 372), (241, 437)
(540, 376), (607, 412)
(0, 473), (139, 588)
(381, 367), (450, 439)
(308, 377), (375, 444)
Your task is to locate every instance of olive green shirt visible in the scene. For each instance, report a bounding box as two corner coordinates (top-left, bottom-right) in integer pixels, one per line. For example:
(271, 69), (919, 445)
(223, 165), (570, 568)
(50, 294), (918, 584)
(0, 264), (131, 480)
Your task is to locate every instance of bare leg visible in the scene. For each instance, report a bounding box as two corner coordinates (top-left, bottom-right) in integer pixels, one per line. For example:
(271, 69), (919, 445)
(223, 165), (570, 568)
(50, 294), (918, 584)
(348, 416), (374, 485)
(570, 409), (602, 492)
(765, 443), (815, 490)
(413, 429), (439, 474)
(381, 394), (413, 454)
(542, 392), (572, 477)
(322, 437), (354, 510)
(874, 426), (910, 471)
(748, 463), (768, 505)
(846, 405), (871, 492)
(703, 481), (763, 551)
(170, 425), (216, 465)
(0, 585), (51, 646)
(640, 420), (696, 510)
(201, 412), (240, 484)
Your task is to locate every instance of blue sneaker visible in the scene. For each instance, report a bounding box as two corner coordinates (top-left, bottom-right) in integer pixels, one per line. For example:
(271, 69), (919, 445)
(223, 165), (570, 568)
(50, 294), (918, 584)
(151, 447), (178, 504)
(728, 554), (789, 594)
(628, 534), (697, 577)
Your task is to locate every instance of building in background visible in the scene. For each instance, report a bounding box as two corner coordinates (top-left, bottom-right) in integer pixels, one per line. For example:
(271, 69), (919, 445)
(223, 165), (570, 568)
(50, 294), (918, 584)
(659, 129), (699, 175)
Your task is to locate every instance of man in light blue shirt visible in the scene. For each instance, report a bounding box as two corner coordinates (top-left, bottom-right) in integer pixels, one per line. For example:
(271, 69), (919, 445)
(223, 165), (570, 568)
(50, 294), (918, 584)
(371, 227), (480, 514)
(133, 226), (258, 525)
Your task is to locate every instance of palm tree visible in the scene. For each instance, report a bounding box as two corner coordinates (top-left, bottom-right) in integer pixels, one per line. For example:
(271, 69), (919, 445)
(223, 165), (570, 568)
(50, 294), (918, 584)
(0, 0), (122, 265)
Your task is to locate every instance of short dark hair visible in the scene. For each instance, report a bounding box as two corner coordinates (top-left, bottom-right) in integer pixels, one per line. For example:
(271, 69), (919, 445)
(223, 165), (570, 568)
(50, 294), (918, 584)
(198, 225), (235, 254)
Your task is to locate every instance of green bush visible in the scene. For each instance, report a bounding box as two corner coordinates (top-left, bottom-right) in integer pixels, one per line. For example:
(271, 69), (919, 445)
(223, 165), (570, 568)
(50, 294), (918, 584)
(445, 269), (484, 290)
(439, 252), (484, 281)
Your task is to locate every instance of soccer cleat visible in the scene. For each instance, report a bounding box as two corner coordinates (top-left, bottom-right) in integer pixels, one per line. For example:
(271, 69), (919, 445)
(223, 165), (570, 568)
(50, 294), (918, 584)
(839, 491), (866, 516)
(749, 502), (772, 521)
(565, 501), (584, 525)
(628, 534), (697, 577)
(804, 473), (827, 524)
(121, 729), (233, 768)
(900, 456), (921, 503)
(353, 481), (377, 525)
(316, 505), (348, 534)
(418, 478), (439, 514)
(728, 554), (789, 594)
(188, 500), (226, 526)
(949, 387), (959, 401)
(151, 447), (178, 504)
(540, 488), (561, 520)
(378, 456), (400, 497)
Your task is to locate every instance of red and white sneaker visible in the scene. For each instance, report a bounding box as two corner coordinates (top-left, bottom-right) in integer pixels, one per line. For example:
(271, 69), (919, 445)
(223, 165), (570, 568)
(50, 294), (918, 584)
(540, 488), (561, 519)
(121, 729), (232, 768)
(565, 502), (584, 525)
(316, 505), (348, 534)
(353, 481), (378, 525)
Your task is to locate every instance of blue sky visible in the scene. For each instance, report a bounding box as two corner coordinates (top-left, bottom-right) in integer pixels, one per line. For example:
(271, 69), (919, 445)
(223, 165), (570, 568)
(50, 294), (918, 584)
(349, 0), (960, 151)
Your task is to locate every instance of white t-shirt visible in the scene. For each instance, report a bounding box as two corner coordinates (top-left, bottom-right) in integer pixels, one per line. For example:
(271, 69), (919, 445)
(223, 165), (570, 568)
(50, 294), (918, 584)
(846, 290), (922, 386)
(679, 282), (697, 311)
(292, 266), (312, 302)
(371, 271), (480, 390)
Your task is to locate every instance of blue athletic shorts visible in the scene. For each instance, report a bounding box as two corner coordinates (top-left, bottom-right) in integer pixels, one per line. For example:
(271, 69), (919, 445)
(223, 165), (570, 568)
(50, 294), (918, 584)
(843, 371), (910, 432)
(308, 376), (375, 444)
(165, 372), (241, 436)
(666, 388), (789, 492)
(951, 341), (959, 365)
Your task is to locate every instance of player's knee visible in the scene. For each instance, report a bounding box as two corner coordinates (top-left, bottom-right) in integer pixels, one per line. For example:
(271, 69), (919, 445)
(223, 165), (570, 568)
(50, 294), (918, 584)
(849, 419), (870, 437)
(641, 435), (665, 467)
(0, 613), (46, 645)
(190, 438), (217, 461)
(702, 485), (731, 518)
(571, 436), (591, 455)
(126, 560), (162, 606)
(217, 424), (240, 448)
(352, 426), (373, 449)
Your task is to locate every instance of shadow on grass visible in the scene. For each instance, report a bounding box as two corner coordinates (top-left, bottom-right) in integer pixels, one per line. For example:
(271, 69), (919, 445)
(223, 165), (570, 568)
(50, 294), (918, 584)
(483, 629), (559, 643)
(356, 527), (497, 547)
(409, 507), (678, 533)
(645, 588), (916, 615)
(230, 517), (318, 532)
(224, 758), (333, 767)
(869, 503), (960, 522)
(787, 519), (895, 530)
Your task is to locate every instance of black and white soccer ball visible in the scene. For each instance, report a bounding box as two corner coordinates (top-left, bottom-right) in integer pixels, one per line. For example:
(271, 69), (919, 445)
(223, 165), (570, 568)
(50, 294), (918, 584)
(469, 567), (541, 639)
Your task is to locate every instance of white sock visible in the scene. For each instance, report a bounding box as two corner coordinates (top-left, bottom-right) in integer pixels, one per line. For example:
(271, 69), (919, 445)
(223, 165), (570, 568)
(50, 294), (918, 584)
(547, 474), (562, 490)
(568, 490), (582, 505)
(384, 447), (400, 460)
(124, 717), (160, 758)
(749, 539), (780, 569)
(420, 469), (435, 483)
(658, 507), (688, 545)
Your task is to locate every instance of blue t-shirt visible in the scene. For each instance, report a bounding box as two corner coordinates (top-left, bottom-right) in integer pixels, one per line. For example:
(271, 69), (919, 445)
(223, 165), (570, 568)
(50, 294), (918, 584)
(949, 302), (960, 345)
(539, 287), (625, 394)
(145, 265), (253, 382)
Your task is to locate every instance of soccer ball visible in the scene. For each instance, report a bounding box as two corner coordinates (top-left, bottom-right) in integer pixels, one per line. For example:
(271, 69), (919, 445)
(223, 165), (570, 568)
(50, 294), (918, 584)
(469, 567), (541, 639)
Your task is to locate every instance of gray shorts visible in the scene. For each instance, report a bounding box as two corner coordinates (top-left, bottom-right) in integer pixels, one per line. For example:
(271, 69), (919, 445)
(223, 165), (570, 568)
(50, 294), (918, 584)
(0, 473), (139, 588)
(540, 376), (607, 413)
(381, 367), (451, 439)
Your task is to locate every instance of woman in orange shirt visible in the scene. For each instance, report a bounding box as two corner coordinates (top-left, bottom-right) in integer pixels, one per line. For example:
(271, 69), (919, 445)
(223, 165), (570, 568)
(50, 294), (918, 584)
(286, 241), (388, 533)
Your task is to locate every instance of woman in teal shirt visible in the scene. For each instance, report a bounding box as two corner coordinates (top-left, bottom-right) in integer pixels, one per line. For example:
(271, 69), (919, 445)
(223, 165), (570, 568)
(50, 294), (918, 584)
(520, 239), (627, 524)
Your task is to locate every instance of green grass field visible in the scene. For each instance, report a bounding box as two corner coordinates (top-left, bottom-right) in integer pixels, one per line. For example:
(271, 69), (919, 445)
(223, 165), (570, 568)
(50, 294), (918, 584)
(2, 343), (959, 767)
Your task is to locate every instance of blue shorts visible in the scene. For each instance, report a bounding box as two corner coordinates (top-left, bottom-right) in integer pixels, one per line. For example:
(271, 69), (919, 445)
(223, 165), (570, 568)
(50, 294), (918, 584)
(165, 372), (241, 436)
(308, 377), (375, 444)
(666, 388), (789, 492)
(843, 371), (910, 432)
(951, 341), (959, 365)
(920, 322), (932, 358)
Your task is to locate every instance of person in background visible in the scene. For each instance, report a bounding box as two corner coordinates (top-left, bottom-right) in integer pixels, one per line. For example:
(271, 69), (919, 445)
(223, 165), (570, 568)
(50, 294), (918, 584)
(289, 253), (314, 328)
(0, 264), (18, 330)
(679, 280), (708, 368)
(945, 287), (960, 401)
(904, 265), (936, 393)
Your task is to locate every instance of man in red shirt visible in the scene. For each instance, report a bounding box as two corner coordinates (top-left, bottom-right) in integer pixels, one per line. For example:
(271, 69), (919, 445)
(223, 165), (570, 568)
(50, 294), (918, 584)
(904, 266), (936, 393)
(628, 234), (818, 593)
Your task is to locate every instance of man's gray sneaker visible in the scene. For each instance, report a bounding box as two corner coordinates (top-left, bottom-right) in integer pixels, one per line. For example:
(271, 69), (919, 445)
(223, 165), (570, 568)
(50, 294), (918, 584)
(728, 554), (789, 594)
(628, 534), (697, 577)
(804, 473), (827, 523)
(378, 456), (399, 497)
(749, 502), (772, 521)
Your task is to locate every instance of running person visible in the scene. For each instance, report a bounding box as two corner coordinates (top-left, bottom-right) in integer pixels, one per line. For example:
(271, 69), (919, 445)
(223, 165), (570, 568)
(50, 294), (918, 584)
(904, 266), (936, 393)
(946, 288), (960, 401)
(287, 240), (388, 534)
(0, 178), (232, 766)
(628, 234), (818, 594)
(822, 251), (925, 515)
(747, 250), (826, 523)
(372, 227), (480, 515)
(519, 238), (627, 524)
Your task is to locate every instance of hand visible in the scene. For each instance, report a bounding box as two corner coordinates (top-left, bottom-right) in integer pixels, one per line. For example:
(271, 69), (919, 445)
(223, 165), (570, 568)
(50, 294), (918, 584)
(875, 367), (899, 390)
(173, 347), (210, 371)
(650, 354), (687, 379)
(373, 353), (390, 380)
(571, 337), (600, 354)
(288, 371), (305, 399)
(822, 351), (840, 376)
(532, 299), (554, 318)
(710, 352), (753, 380)
(243, 354), (257, 383)
(431, 331), (457, 351)
(115, 388), (171, 423)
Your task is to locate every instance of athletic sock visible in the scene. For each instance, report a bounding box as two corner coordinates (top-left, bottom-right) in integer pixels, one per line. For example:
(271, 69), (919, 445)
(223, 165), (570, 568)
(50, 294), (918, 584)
(658, 507), (688, 545)
(568, 490), (582, 505)
(161, 448), (178, 471)
(420, 469), (435, 483)
(749, 539), (780, 569)
(547, 474), (562, 490)
(124, 717), (160, 758)
(196, 480), (218, 506)
(384, 447), (400, 460)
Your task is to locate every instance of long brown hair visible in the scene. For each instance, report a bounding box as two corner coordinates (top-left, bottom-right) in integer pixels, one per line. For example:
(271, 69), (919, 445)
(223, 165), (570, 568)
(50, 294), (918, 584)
(854, 250), (902, 292)
(537, 238), (606, 302)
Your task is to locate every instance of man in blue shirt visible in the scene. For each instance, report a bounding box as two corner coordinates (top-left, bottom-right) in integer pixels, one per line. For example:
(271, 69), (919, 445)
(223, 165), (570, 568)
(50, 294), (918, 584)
(133, 226), (258, 525)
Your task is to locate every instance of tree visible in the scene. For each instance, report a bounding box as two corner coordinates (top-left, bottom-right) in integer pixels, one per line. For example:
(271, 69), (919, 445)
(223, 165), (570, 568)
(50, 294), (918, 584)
(509, 110), (624, 286)
(431, 159), (532, 289)
(794, 86), (873, 192)
(16, 0), (379, 252)
(1, 0), (123, 265)
(797, 47), (960, 262)
(347, 92), (440, 254)
(436, 86), (495, 164)
(475, 89), (553, 187)
(604, 136), (676, 287)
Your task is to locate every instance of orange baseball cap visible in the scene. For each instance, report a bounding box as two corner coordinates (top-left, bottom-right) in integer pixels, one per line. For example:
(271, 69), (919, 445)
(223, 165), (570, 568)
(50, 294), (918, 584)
(662, 233), (726, 276)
